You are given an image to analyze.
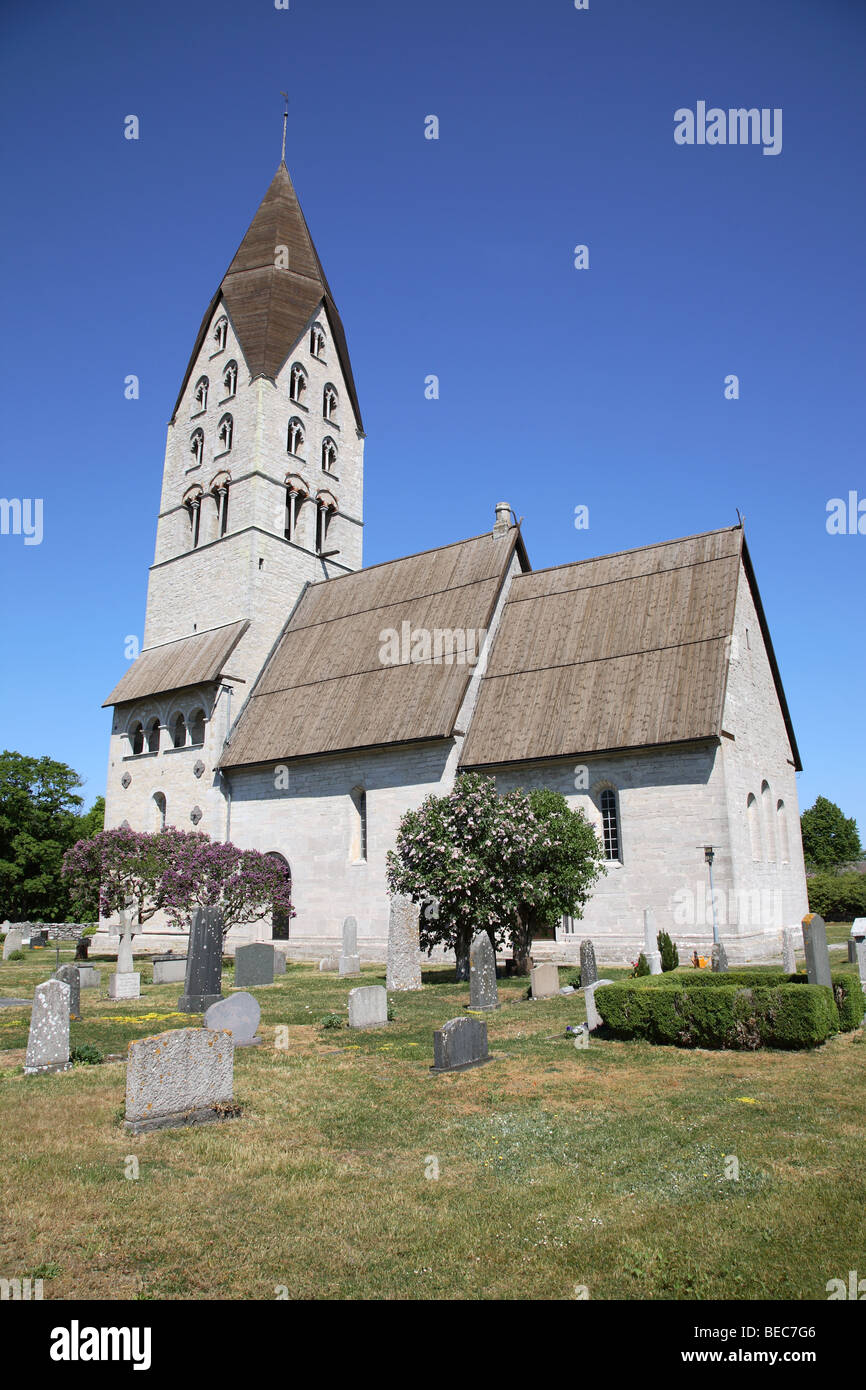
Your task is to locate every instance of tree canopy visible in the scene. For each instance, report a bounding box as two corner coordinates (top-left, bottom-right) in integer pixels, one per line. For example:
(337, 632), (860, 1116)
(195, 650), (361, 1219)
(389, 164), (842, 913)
(0, 750), (103, 921)
(800, 796), (862, 871)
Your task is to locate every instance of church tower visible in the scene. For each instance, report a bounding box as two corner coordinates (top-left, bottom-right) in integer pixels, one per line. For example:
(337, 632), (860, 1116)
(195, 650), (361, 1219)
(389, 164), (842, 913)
(102, 159), (364, 855)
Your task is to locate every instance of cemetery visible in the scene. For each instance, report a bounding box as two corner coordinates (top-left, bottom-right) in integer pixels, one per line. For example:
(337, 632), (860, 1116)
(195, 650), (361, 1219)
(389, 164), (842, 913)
(0, 910), (864, 1300)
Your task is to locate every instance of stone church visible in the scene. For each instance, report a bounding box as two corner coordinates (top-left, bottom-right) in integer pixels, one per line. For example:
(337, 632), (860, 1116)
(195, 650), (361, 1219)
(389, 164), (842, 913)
(98, 159), (809, 965)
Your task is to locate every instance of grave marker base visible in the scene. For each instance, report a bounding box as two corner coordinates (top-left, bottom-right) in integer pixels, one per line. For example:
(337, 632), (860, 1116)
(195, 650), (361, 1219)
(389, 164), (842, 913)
(124, 1104), (241, 1135)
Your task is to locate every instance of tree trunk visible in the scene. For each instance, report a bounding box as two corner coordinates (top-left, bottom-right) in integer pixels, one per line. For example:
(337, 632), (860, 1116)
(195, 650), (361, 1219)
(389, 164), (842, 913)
(455, 925), (471, 981)
(511, 906), (533, 976)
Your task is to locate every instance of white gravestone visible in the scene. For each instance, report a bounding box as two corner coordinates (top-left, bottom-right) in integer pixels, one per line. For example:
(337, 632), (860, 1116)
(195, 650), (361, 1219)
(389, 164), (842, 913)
(24, 979), (71, 1074)
(348, 985), (389, 1029)
(530, 963), (560, 999)
(386, 894), (422, 991)
(643, 909), (663, 975)
(3, 929), (24, 960)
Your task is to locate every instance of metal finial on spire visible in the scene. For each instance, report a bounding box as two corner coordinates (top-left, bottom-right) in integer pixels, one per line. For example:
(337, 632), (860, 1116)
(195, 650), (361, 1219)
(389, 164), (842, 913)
(280, 92), (289, 162)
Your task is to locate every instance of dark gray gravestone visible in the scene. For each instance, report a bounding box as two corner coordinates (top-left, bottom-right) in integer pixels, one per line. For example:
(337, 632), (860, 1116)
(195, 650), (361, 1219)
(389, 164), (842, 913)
(579, 939), (598, 988)
(469, 932), (498, 1010)
(178, 906), (225, 1013)
(234, 943), (275, 988)
(802, 913), (832, 988)
(711, 941), (729, 974)
(53, 964), (81, 1020)
(431, 1016), (491, 1073)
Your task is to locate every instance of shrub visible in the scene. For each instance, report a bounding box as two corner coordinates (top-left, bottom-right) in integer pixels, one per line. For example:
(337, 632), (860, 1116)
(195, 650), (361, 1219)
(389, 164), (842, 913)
(633, 952), (650, 977)
(319, 1013), (344, 1030)
(81, 926), (98, 939)
(807, 872), (866, 922)
(70, 1043), (104, 1065)
(6, 950), (25, 962)
(657, 930), (679, 972)
(632, 969), (863, 1032)
(595, 980), (839, 1049)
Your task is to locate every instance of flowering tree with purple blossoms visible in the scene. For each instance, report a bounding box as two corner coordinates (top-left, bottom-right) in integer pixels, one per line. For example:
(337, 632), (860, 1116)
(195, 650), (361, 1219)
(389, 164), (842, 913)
(386, 773), (604, 976)
(62, 826), (295, 936)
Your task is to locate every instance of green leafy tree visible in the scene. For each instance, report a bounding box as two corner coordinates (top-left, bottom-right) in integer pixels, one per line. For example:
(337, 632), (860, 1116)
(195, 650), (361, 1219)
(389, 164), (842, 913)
(657, 929), (679, 972)
(800, 797), (862, 871)
(386, 773), (605, 977)
(0, 750), (88, 920)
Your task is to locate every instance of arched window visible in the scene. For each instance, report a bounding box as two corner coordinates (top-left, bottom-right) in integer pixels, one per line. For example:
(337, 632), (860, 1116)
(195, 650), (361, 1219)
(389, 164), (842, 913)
(153, 792), (167, 832)
(217, 414), (233, 453)
(323, 384), (338, 422)
(211, 473), (230, 538)
(747, 793), (761, 860)
(189, 429), (204, 468)
(130, 722), (144, 756)
(287, 417), (305, 456)
(350, 788), (368, 862)
(266, 852), (293, 940)
(761, 780), (776, 862)
(310, 324), (326, 358)
(172, 712), (187, 749)
(184, 488), (203, 548)
(213, 316), (228, 352)
(289, 363), (307, 404)
(776, 799), (789, 863)
(193, 377), (208, 414)
(315, 495), (337, 555)
(146, 718), (160, 753)
(189, 709), (206, 745)
(284, 481), (306, 543)
(599, 788), (620, 861)
(222, 360), (238, 398)
(322, 436), (337, 473)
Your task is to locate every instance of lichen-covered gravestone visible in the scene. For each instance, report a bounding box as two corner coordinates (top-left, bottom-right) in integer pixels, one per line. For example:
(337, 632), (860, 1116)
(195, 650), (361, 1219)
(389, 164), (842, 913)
(53, 964), (81, 1021)
(124, 1027), (236, 1134)
(530, 963), (559, 999)
(386, 894), (422, 991)
(782, 926), (799, 974)
(347, 984), (388, 1029)
(24, 978), (71, 1074)
(338, 916), (361, 977)
(431, 1016), (491, 1073)
(469, 932), (498, 1011)
(234, 943), (275, 988)
(3, 929), (23, 960)
(711, 941), (729, 974)
(179, 906), (224, 1013)
(204, 992), (262, 1047)
(579, 939), (598, 988)
(802, 913), (832, 988)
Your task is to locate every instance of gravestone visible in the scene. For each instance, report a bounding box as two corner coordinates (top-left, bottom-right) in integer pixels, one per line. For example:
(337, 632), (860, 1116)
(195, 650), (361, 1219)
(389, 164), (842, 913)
(851, 920), (866, 986)
(53, 964), (81, 1020)
(431, 1016), (491, 1073)
(579, 939), (598, 989)
(643, 909), (663, 975)
(178, 905), (225, 1012)
(530, 963), (560, 999)
(124, 1027), (236, 1134)
(802, 913), (832, 988)
(204, 991), (262, 1047)
(318, 956), (339, 972)
(153, 956), (188, 984)
(339, 917), (361, 977)
(116, 920), (135, 974)
(347, 984), (388, 1030)
(2, 929), (23, 960)
(584, 979), (615, 1032)
(77, 966), (100, 989)
(386, 894), (422, 991)
(110, 913), (140, 999)
(74, 937), (90, 962)
(469, 932), (498, 1011)
(711, 941), (729, 973)
(24, 978), (71, 1074)
(273, 946), (287, 975)
(234, 943), (275, 988)
(782, 926), (799, 974)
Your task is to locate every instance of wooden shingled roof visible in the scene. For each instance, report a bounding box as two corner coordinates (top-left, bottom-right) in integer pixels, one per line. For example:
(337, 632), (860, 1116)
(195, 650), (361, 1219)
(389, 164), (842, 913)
(219, 530), (526, 770)
(103, 620), (249, 707)
(459, 525), (801, 770)
(171, 163), (363, 429)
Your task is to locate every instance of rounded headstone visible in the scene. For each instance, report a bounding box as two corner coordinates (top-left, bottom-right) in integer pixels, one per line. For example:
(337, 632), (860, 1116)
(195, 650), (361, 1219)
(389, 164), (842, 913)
(204, 991), (262, 1046)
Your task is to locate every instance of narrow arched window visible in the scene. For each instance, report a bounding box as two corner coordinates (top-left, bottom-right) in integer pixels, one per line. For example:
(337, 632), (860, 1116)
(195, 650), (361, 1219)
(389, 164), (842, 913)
(323, 384), (338, 422)
(130, 722), (144, 756)
(184, 489), (202, 548)
(777, 800), (789, 863)
(287, 417), (305, 456)
(315, 498), (336, 555)
(189, 709), (206, 745)
(600, 788), (620, 861)
(322, 436), (337, 473)
(350, 787), (367, 862)
(222, 361), (238, 398)
(172, 713), (187, 749)
(761, 780), (775, 862)
(190, 429), (204, 468)
(266, 852), (293, 939)
(193, 377), (208, 414)
(217, 414), (233, 453)
(285, 486), (305, 542)
(747, 793), (761, 860)
(213, 316), (228, 352)
(153, 792), (167, 832)
(310, 324), (326, 358)
(211, 476), (230, 537)
(289, 363), (307, 404)
(146, 718), (160, 753)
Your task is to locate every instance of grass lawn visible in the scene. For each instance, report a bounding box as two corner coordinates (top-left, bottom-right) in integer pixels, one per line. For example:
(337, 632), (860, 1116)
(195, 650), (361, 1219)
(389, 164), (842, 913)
(1, 942), (864, 1301)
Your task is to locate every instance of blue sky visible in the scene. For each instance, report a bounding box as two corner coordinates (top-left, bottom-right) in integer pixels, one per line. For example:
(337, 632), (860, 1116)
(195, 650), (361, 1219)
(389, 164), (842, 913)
(1, 0), (863, 837)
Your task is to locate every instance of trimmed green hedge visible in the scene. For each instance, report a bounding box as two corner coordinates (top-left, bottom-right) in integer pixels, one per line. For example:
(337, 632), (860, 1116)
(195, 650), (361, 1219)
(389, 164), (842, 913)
(595, 980), (842, 1050)
(631, 969), (864, 1033)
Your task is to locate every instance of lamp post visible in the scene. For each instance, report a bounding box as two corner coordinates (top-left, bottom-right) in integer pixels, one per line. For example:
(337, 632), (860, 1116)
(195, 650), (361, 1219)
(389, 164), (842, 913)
(704, 845), (719, 945)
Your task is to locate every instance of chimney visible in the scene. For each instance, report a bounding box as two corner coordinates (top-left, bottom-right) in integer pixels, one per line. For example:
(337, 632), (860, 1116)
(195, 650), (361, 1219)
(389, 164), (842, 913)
(493, 501), (512, 536)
